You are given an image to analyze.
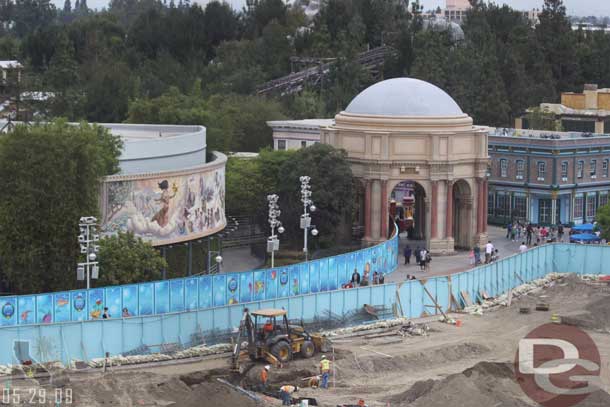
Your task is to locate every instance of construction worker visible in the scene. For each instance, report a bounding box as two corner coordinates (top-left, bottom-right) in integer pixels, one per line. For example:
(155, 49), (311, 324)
(279, 385), (298, 405)
(319, 355), (330, 389)
(260, 365), (270, 391)
(358, 399), (367, 407)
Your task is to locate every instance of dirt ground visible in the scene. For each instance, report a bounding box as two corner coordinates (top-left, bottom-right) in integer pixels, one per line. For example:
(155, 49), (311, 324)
(2, 274), (610, 407)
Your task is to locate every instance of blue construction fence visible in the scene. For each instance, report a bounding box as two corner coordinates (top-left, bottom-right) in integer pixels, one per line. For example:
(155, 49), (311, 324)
(0, 237), (399, 328)
(0, 242), (606, 365)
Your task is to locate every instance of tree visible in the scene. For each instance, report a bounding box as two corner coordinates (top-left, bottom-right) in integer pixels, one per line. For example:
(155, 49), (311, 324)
(96, 232), (167, 286)
(596, 204), (610, 241)
(63, 0), (70, 13)
(277, 144), (354, 248)
(0, 121), (122, 294)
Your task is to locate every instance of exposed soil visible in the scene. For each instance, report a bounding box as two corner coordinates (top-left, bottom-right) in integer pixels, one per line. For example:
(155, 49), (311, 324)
(3, 273), (610, 407)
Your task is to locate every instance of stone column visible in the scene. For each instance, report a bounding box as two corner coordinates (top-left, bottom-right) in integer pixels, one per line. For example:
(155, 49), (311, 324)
(371, 180), (381, 240)
(364, 179), (372, 239)
(431, 181), (438, 239)
(483, 180), (488, 233)
(551, 198), (557, 225)
(446, 180), (454, 239)
(476, 178), (483, 234)
(380, 180), (388, 239)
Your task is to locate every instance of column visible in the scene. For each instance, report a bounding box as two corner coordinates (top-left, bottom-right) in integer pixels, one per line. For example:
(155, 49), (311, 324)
(476, 178), (483, 234)
(363, 180), (371, 238)
(583, 192), (587, 223)
(483, 180), (488, 233)
(446, 180), (454, 239)
(551, 198), (557, 225)
(380, 180), (388, 239)
(431, 181), (438, 239)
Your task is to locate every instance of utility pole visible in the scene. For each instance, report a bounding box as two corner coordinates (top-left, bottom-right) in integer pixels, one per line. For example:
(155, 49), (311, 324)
(299, 176), (319, 262)
(77, 216), (100, 290)
(267, 194), (284, 268)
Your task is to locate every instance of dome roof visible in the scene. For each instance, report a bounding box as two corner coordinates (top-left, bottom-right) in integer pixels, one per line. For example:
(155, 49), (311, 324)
(345, 78), (463, 117)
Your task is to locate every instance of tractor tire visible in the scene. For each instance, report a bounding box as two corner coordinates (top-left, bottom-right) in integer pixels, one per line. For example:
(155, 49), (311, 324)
(300, 340), (316, 359)
(271, 341), (292, 363)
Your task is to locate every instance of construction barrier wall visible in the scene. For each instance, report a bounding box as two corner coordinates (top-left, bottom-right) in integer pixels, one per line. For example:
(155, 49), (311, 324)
(0, 243), (606, 366)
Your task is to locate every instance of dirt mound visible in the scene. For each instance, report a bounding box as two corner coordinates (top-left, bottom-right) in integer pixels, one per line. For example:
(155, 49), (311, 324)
(342, 342), (490, 375)
(68, 371), (259, 407)
(560, 295), (610, 332)
(387, 361), (610, 407)
(387, 362), (533, 407)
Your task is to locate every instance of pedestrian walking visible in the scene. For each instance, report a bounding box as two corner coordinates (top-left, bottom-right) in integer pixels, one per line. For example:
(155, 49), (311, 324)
(403, 245), (412, 265)
(473, 245), (481, 265)
(506, 223), (512, 239)
(425, 252), (432, 272)
(558, 224), (564, 242)
(485, 241), (494, 264)
(510, 227), (517, 242)
(419, 248), (427, 271)
(379, 272), (385, 284)
(516, 223), (522, 240)
(526, 224), (533, 245)
(468, 248), (475, 265)
(414, 246), (421, 264)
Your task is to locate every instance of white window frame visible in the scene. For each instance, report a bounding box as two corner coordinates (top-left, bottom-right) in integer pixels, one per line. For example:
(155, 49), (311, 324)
(561, 161), (568, 182)
(603, 159), (609, 177)
(537, 161), (546, 181)
(516, 160), (524, 180)
(590, 159), (597, 178)
(577, 160), (584, 179)
(500, 159), (508, 178)
(277, 139), (287, 150)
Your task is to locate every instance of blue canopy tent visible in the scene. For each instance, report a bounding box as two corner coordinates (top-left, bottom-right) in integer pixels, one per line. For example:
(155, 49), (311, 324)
(572, 223), (595, 232)
(569, 233), (601, 242)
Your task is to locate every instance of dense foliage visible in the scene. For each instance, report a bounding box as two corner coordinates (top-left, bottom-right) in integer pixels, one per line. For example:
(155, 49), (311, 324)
(596, 204), (610, 241)
(0, 121), (121, 293)
(226, 145), (353, 248)
(1, 0), (605, 142)
(97, 232), (167, 286)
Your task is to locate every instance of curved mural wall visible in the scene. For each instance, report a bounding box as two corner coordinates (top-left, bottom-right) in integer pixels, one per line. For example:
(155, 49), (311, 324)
(0, 232), (398, 327)
(100, 152), (227, 246)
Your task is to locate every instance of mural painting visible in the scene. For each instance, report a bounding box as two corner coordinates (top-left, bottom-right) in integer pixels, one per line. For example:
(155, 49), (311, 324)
(102, 167), (226, 245)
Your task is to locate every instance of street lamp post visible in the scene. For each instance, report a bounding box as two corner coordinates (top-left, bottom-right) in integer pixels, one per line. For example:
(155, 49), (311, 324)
(208, 250), (223, 274)
(299, 176), (319, 262)
(267, 194), (285, 268)
(77, 216), (100, 290)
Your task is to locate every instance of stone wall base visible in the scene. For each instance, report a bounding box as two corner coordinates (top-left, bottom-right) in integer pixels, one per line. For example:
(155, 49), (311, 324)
(429, 238), (456, 255)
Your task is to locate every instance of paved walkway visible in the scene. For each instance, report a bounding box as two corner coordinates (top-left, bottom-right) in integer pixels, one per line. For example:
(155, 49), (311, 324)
(221, 247), (264, 272)
(387, 226), (524, 282)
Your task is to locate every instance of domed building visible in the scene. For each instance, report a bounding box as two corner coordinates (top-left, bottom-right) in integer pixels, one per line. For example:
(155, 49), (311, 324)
(321, 78), (489, 254)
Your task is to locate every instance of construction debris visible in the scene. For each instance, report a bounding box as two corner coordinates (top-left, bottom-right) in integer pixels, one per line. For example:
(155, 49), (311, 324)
(398, 321), (430, 337)
(535, 303), (550, 311)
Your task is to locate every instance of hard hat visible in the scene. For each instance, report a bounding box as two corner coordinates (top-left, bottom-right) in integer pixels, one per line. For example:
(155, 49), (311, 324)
(321, 355), (326, 359)
(264, 365), (271, 370)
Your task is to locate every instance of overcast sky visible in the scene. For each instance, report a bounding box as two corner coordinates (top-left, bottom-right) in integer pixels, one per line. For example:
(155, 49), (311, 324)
(62, 0), (610, 17)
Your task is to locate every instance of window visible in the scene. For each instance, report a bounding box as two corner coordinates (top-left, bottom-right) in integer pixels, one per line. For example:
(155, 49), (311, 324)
(516, 160), (525, 180)
(513, 195), (527, 220)
(301, 141), (307, 149)
(537, 161), (546, 181)
(496, 192), (508, 218)
(539, 199), (551, 224)
(586, 194), (597, 218)
(500, 159), (508, 177)
(574, 196), (584, 218)
(590, 160), (597, 178)
(488, 191), (495, 217)
(577, 161), (584, 179)
(603, 160), (609, 177)
(561, 161), (569, 181)
(277, 140), (286, 150)
(600, 192), (609, 208)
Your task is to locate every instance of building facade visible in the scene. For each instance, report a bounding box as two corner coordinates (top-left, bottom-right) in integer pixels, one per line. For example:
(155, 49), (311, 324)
(320, 78), (489, 254)
(488, 128), (610, 226)
(267, 119), (332, 150)
(517, 84), (610, 134)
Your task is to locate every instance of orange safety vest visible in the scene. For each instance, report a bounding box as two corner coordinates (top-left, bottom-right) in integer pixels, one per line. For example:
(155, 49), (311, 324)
(261, 369), (268, 383)
(280, 385), (296, 393)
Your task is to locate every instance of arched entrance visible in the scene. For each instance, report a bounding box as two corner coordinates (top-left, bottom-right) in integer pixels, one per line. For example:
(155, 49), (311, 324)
(452, 179), (473, 249)
(389, 181), (426, 241)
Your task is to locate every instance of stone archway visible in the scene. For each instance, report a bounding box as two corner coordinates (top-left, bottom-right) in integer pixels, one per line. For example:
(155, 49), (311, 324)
(389, 180), (427, 241)
(452, 179), (474, 249)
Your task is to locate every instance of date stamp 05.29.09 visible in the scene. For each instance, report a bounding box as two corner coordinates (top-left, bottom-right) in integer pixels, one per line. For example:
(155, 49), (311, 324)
(2, 387), (73, 405)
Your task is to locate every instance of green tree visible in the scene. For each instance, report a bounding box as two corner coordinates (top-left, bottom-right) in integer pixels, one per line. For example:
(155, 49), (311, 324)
(277, 144), (354, 248)
(596, 204), (610, 241)
(97, 232), (167, 286)
(0, 121), (122, 293)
